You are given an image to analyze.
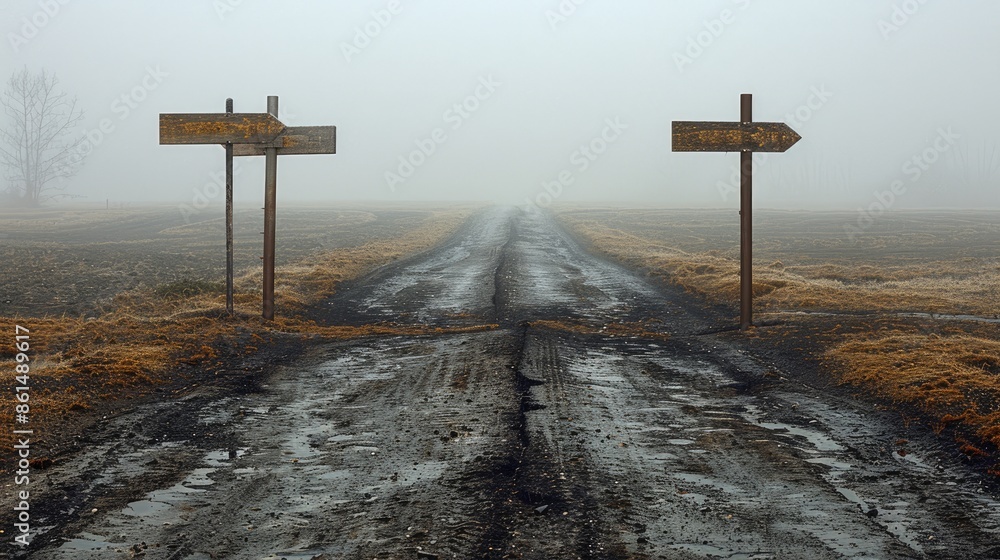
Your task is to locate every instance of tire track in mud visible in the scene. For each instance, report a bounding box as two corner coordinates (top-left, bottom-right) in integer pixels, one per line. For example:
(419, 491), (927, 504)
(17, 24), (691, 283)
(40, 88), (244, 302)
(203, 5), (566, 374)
(28, 333), (525, 559)
(472, 219), (630, 559)
(472, 324), (610, 559)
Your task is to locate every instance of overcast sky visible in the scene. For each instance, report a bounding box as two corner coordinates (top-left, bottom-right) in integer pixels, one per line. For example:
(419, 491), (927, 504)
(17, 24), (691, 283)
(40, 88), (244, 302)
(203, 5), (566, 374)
(2, 1), (998, 210)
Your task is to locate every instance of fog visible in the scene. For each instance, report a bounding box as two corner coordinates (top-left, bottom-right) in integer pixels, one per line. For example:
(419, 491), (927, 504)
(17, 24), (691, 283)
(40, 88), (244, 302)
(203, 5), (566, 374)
(2, 0), (998, 210)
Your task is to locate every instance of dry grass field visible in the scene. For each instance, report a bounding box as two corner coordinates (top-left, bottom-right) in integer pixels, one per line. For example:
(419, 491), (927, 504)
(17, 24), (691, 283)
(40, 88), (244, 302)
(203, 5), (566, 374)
(0, 204), (484, 456)
(558, 207), (1000, 461)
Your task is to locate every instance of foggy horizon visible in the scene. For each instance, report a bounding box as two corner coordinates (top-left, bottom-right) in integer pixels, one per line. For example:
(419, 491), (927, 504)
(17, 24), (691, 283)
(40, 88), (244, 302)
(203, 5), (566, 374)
(3, 1), (998, 211)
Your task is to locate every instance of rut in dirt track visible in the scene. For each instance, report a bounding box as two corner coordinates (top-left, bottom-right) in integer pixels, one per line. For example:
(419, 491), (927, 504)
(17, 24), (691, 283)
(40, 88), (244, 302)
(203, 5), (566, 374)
(471, 216), (619, 558)
(17, 206), (1000, 560)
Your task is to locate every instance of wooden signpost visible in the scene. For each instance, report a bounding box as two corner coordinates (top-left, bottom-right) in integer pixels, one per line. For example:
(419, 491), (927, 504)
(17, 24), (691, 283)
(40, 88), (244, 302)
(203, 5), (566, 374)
(672, 94), (801, 330)
(160, 96), (336, 320)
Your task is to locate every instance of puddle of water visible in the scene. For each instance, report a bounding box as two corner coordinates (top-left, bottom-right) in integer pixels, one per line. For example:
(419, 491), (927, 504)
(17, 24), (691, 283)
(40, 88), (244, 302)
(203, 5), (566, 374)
(892, 448), (933, 471)
(648, 355), (730, 386)
(139, 470), (216, 512)
(314, 352), (398, 384)
(742, 405), (843, 452)
(744, 401), (958, 554)
(122, 499), (171, 517)
(878, 504), (922, 552)
(183, 467), (217, 487)
(159, 481), (208, 496)
(96, 450), (230, 535)
(61, 533), (117, 551)
(282, 430), (323, 461)
(806, 456), (853, 472)
(204, 447), (247, 466)
(835, 486), (869, 510)
(703, 410), (739, 417)
(746, 404), (931, 554)
(778, 309), (1000, 324)
(91, 440), (189, 487)
(688, 427), (733, 435)
(832, 484), (922, 551)
(754, 422), (843, 452)
(667, 438), (696, 446)
(900, 312), (1000, 324)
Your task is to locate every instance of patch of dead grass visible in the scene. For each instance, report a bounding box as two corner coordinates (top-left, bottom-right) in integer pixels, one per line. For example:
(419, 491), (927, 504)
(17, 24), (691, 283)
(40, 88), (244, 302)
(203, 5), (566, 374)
(825, 331), (1000, 449)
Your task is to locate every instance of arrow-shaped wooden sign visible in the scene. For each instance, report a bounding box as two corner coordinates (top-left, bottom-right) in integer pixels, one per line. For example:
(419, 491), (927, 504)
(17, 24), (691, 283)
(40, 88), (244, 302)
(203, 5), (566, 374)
(233, 126), (336, 157)
(672, 121), (801, 153)
(159, 113), (286, 145)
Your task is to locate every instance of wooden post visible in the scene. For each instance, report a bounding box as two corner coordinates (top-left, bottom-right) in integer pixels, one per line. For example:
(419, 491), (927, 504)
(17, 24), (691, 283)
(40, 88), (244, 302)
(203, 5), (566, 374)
(262, 96), (278, 320)
(740, 93), (752, 330)
(225, 98), (234, 315)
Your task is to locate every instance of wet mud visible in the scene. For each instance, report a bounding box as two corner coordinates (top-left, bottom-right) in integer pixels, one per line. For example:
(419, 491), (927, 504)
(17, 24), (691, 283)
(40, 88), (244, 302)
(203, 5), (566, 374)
(10, 207), (1000, 559)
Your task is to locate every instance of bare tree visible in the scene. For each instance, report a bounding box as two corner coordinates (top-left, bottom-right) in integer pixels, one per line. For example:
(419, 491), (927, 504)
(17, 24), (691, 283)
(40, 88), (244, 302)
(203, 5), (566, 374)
(0, 67), (85, 207)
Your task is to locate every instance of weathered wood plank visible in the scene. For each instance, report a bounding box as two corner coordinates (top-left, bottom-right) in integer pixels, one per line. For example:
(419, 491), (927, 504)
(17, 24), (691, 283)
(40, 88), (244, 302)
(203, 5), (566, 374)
(672, 121), (801, 153)
(232, 126), (336, 156)
(160, 113), (286, 145)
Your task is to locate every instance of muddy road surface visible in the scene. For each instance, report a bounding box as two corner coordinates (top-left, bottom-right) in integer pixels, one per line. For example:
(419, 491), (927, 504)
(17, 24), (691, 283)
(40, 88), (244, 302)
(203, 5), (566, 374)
(15, 208), (1000, 559)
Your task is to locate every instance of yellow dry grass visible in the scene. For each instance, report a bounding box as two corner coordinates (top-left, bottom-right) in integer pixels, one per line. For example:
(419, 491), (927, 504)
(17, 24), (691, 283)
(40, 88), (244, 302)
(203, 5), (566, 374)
(562, 220), (999, 317)
(826, 331), (1000, 450)
(0, 208), (483, 456)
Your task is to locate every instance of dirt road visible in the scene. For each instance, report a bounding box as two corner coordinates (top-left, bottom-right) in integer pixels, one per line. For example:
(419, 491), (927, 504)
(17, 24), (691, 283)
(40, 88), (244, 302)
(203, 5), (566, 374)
(14, 207), (1000, 559)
